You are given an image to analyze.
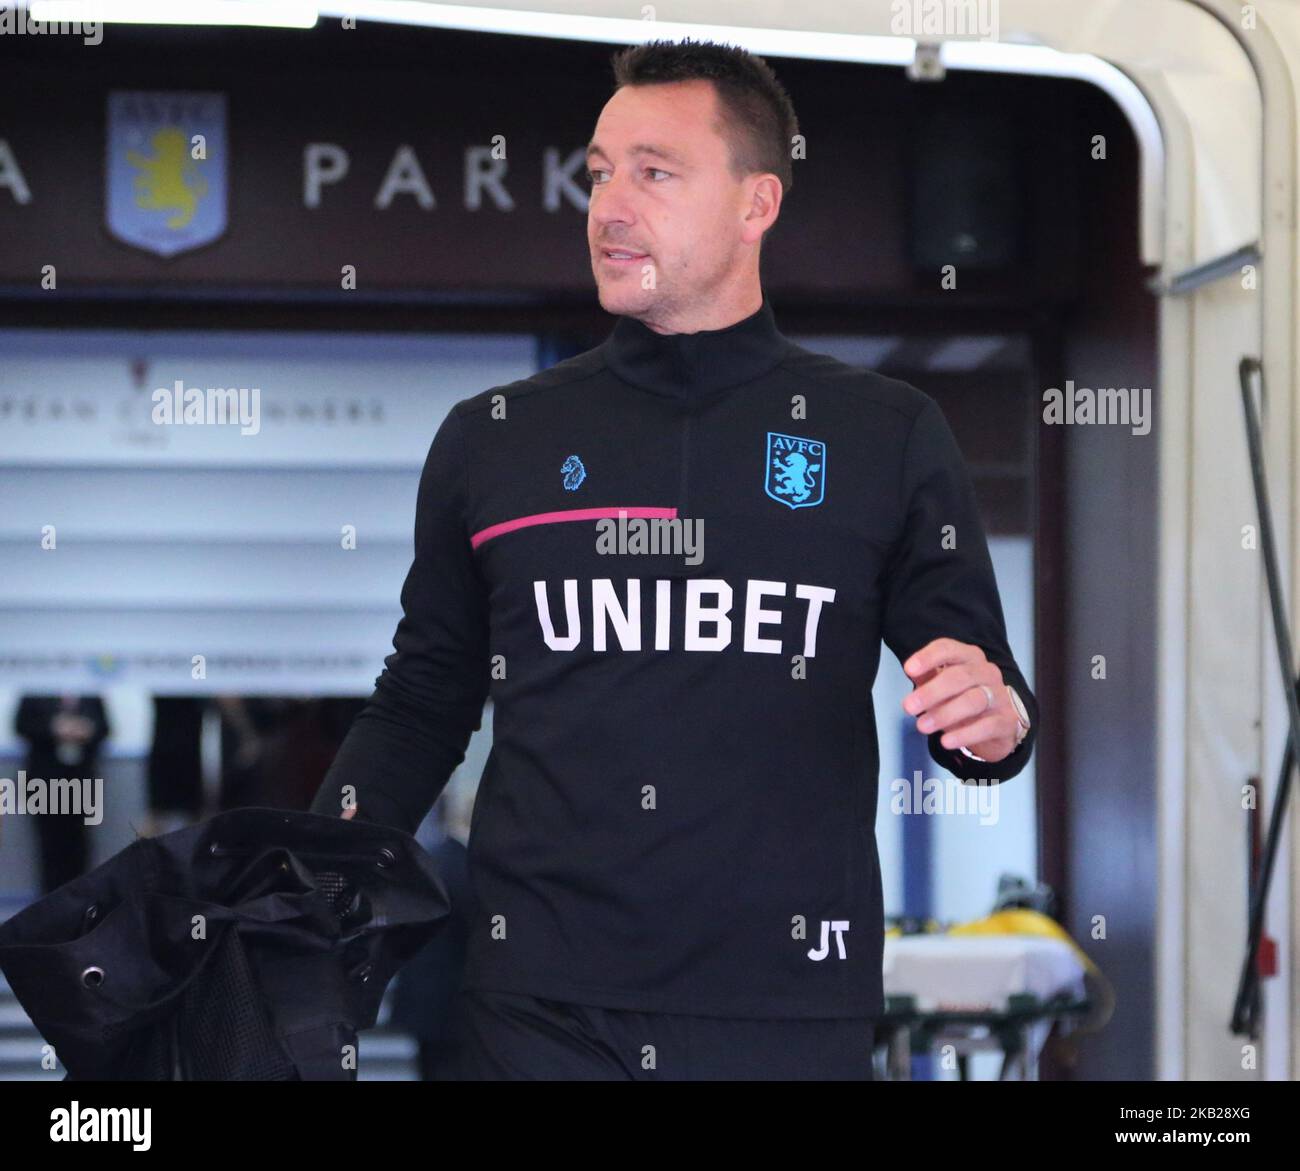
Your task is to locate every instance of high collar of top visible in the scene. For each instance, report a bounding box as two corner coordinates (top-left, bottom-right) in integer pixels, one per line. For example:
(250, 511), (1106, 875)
(601, 294), (791, 399)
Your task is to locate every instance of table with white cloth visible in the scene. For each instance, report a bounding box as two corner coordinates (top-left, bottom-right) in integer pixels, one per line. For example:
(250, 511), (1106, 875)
(876, 934), (1090, 1080)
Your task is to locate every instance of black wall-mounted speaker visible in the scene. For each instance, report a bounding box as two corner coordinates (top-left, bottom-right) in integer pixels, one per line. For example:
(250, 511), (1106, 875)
(907, 109), (1024, 271)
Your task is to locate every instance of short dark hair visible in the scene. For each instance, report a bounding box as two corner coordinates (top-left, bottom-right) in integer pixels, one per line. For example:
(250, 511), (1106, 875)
(610, 38), (799, 198)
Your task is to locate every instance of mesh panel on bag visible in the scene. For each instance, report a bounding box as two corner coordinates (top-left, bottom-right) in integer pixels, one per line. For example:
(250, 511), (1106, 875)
(314, 870), (354, 915)
(178, 928), (298, 1080)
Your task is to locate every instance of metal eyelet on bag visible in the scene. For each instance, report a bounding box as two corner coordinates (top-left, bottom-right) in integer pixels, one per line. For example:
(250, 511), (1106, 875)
(376, 848), (395, 869)
(79, 904), (101, 938)
(81, 966), (105, 988)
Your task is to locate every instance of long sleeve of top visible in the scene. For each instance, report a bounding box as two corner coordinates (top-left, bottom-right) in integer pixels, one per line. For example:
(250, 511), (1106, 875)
(309, 293), (1038, 1018)
(309, 411), (491, 832)
(881, 396), (1037, 782)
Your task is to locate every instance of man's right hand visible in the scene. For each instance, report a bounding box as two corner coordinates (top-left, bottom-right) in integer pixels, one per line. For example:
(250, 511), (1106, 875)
(341, 805), (357, 821)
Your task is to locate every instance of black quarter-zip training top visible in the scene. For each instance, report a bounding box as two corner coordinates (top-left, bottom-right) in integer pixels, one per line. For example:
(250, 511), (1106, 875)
(310, 294), (1038, 1018)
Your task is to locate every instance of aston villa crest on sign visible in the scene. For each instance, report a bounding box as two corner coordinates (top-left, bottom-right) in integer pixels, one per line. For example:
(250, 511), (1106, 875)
(765, 431), (826, 509)
(106, 91), (228, 258)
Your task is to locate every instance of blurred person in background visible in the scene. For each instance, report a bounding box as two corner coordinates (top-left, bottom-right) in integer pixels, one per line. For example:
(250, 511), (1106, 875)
(14, 694), (111, 894)
(258, 697), (368, 812)
(143, 695), (207, 836)
(390, 774), (478, 1080)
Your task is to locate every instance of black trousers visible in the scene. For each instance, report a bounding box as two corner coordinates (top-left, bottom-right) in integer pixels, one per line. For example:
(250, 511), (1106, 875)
(36, 809), (89, 894)
(455, 987), (876, 1081)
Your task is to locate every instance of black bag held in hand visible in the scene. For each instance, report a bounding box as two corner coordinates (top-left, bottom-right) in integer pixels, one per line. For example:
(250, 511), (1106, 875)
(0, 806), (450, 1080)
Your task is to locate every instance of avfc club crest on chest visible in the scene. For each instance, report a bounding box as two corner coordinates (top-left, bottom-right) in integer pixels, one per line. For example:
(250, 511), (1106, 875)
(765, 431), (826, 509)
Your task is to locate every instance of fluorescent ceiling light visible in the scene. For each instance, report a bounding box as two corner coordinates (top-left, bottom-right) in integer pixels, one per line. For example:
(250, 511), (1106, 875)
(317, 2), (917, 65)
(927, 336), (1009, 372)
(30, 1), (319, 27)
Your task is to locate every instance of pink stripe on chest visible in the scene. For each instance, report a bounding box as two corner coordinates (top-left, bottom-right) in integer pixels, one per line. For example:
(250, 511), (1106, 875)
(470, 505), (679, 549)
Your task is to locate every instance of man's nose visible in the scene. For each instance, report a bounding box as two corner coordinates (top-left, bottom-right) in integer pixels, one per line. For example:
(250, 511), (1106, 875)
(589, 174), (637, 228)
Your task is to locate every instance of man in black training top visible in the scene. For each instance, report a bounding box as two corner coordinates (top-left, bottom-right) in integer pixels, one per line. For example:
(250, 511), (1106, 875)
(312, 38), (1037, 1080)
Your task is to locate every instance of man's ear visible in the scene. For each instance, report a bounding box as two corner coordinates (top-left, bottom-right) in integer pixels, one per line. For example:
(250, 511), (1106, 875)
(742, 174), (781, 243)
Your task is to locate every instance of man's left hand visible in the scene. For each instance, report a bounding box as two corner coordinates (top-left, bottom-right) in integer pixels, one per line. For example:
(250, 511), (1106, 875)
(900, 637), (1019, 763)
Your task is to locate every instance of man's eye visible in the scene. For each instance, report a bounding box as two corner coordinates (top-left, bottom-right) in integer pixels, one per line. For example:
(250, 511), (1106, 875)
(584, 167), (668, 185)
